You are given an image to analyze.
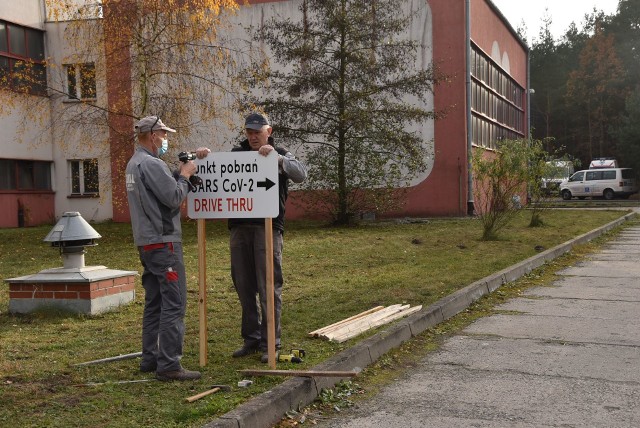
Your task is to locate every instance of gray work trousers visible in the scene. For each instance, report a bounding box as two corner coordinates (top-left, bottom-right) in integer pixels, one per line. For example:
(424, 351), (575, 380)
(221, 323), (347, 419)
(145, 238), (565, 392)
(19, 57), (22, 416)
(138, 242), (187, 372)
(230, 225), (283, 350)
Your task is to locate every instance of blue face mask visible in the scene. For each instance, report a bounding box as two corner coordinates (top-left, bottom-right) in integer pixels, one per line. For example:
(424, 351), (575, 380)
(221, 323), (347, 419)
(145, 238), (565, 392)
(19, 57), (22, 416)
(157, 137), (169, 157)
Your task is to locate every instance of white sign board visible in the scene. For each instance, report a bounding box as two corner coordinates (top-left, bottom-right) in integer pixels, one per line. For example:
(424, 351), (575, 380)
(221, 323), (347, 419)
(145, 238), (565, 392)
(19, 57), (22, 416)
(187, 151), (279, 219)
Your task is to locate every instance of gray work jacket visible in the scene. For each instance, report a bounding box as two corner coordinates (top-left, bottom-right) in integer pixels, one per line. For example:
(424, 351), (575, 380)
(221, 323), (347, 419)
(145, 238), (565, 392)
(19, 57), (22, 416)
(125, 146), (190, 246)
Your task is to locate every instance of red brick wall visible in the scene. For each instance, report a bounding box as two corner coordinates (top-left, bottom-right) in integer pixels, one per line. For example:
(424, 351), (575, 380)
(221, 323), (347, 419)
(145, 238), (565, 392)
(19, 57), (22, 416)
(8, 275), (136, 301)
(0, 193), (55, 227)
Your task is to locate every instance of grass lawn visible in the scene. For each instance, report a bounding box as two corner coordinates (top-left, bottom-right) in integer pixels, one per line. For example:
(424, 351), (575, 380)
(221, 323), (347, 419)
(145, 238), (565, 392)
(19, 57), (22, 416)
(0, 209), (633, 427)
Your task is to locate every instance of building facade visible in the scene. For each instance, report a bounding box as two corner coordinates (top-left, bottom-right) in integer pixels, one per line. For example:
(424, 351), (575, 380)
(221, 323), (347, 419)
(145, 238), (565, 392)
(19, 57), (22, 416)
(0, 0), (529, 227)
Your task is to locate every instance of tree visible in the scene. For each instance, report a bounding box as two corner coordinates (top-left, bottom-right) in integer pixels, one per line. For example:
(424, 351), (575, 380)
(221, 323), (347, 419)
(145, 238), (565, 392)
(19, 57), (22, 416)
(613, 87), (640, 174)
(472, 139), (530, 241)
(530, 13), (561, 147)
(251, 0), (442, 225)
(1, 0), (262, 212)
(566, 20), (626, 162)
(608, 0), (640, 89)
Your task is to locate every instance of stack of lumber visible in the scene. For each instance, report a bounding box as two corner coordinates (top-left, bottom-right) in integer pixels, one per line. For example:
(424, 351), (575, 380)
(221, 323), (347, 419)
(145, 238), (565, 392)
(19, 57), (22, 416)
(308, 304), (422, 343)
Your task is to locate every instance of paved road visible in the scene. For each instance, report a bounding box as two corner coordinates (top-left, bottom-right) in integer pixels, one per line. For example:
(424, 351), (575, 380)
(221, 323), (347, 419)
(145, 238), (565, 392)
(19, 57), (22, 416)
(316, 224), (640, 427)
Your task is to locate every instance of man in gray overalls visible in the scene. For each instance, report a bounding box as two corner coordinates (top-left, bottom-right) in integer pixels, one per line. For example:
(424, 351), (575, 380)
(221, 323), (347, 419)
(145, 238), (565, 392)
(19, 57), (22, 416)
(126, 115), (210, 381)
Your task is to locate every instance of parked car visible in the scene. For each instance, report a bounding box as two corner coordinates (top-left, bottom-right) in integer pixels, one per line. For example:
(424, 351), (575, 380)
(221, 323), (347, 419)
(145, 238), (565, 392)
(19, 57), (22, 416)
(559, 168), (638, 200)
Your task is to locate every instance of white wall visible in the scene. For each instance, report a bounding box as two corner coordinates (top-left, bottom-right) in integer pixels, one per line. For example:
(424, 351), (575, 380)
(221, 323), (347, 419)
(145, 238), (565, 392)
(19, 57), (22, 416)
(45, 19), (113, 222)
(220, 0), (435, 185)
(0, 0), (45, 29)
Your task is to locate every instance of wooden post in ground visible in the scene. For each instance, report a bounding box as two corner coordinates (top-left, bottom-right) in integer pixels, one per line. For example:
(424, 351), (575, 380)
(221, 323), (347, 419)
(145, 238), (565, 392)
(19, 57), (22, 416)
(265, 218), (276, 369)
(197, 218), (208, 366)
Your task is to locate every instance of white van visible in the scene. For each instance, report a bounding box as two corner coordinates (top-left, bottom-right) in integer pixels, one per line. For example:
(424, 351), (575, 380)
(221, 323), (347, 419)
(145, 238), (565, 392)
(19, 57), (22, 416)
(560, 168), (638, 200)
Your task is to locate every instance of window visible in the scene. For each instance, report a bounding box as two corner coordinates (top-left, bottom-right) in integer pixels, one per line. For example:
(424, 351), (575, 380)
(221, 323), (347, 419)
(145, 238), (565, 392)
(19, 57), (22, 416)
(0, 20), (46, 95)
(569, 172), (584, 182)
(586, 171), (602, 181)
(66, 63), (96, 100)
(0, 159), (51, 191)
(470, 44), (525, 149)
(622, 169), (635, 179)
(69, 159), (99, 196)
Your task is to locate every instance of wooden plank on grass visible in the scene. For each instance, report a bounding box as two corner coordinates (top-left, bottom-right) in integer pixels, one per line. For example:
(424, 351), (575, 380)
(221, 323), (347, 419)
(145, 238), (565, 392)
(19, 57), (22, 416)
(322, 304), (407, 340)
(331, 305), (423, 343)
(308, 306), (385, 337)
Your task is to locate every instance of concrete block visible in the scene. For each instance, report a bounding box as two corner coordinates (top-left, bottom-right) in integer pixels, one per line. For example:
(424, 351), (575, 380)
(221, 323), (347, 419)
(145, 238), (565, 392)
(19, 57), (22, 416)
(204, 378), (315, 428)
(311, 343), (372, 392)
(406, 305), (444, 336)
(439, 281), (489, 319)
(361, 322), (413, 362)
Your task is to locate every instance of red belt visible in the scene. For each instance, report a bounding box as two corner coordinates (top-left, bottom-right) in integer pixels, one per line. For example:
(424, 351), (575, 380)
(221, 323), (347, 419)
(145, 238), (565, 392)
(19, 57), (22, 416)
(142, 242), (173, 251)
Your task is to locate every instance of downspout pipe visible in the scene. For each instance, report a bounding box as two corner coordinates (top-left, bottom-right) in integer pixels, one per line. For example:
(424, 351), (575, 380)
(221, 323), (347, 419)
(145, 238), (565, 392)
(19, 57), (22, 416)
(526, 39), (532, 204)
(527, 47), (531, 140)
(466, 0), (474, 215)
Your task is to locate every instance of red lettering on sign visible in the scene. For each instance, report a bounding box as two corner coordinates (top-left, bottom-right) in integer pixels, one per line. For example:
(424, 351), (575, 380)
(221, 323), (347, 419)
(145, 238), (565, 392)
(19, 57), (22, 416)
(194, 198), (223, 212)
(226, 198), (253, 212)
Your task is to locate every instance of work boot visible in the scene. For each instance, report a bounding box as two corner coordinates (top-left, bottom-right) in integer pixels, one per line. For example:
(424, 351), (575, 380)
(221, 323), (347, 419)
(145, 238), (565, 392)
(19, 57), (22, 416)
(156, 368), (201, 381)
(139, 362), (157, 373)
(232, 343), (259, 358)
(260, 347), (280, 363)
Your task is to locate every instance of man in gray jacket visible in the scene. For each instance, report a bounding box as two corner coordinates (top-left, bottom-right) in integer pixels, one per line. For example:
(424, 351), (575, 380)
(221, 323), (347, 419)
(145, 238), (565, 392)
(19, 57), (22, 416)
(126, 115), (210, 381)
(229, 112), (307, 363)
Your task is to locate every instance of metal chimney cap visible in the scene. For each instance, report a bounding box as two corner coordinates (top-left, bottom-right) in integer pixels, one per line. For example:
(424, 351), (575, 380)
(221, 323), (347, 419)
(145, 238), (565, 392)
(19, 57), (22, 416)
(44, 212), (102, 244)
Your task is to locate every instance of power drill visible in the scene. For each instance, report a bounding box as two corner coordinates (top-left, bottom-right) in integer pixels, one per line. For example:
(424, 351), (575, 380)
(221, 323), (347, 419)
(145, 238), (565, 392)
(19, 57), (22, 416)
(177, 151), (202, 189)
(276, 349), (305, 363)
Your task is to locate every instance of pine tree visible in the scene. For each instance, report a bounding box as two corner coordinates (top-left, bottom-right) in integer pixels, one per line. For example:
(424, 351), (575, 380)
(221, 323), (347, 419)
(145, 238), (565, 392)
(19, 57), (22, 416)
(252, 0), (442, 225)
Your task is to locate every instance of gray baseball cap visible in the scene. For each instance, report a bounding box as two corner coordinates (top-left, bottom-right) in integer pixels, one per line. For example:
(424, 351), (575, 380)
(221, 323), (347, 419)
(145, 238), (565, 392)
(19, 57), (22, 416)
(244, 112), (270, 130)
(135, 116), (176, 133)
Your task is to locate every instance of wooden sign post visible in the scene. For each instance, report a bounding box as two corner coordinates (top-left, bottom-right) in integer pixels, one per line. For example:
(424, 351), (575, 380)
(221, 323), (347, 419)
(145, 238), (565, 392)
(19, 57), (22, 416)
(265, 218), (276, 369)
(197, 218), (208, 366)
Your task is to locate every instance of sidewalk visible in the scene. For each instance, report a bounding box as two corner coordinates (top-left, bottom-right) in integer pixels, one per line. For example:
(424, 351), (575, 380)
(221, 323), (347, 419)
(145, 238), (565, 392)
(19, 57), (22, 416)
(204, 212), (638, 428)
(316, 221), (640, 427)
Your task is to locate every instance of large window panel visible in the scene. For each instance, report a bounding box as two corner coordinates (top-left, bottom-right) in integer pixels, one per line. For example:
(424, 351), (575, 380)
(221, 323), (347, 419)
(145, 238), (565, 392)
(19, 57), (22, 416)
(0, 20), (46, 96)
(469, 44), (525, 148)
(33, 161), (51, 189)
(17, 160), (34, 189)
(26, 28), (44, 60)
(0, 159), (16, 190)
(0, 23), (6, 52)
(8, 24), (26, 56)
(0, 159), (51, 191)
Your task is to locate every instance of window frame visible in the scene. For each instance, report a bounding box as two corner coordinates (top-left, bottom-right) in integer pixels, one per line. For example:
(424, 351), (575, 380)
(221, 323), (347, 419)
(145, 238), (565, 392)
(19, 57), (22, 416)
(69, 158), (100, 197)
(0, 158), (52, 192)
(469, 43), (525, 149)
(65, 62), (96, 101)
(0, 20), (47, 96)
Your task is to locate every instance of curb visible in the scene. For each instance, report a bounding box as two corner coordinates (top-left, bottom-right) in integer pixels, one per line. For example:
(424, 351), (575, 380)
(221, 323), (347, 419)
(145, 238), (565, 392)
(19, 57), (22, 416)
(203, 212), (637, 428)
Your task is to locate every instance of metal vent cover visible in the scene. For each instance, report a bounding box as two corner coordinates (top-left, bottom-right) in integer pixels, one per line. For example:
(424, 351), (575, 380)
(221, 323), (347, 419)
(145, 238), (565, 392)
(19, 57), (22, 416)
(43, 212), (101, 248)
